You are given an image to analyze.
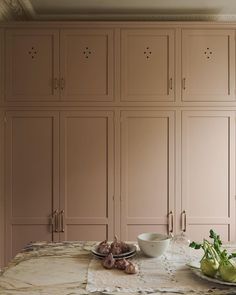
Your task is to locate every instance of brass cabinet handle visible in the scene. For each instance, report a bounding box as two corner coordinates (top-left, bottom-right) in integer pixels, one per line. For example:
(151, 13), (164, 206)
(168, 211), (174, 234)
(60, 78), (65, 90)
(181, 210), (187, 232)
(182, 78), (186, 90)
(53, 78), (59, 90)
(52, 209), (59, 233)
(169, 78), (173, 90)
(60, 210), (65, 233)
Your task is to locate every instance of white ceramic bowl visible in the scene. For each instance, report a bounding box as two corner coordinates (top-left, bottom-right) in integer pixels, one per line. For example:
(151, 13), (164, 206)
(137, 233), (171, 258)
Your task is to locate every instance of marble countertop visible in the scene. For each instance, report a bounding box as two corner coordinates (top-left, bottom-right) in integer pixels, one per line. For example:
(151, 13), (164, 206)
(0, 241), (236, 295)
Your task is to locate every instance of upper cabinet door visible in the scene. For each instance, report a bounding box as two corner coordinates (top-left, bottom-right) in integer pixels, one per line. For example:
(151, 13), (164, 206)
(121, 29), (175, 102)
(182, 29), (235, 102)
(5, 29), (59, 101)
(60, 29), (114, 101)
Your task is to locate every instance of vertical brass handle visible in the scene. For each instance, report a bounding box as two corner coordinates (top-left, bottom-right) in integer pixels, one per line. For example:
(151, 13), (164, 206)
(53, 78), (59, 90)
(181, 210), (187, 232)
(60, 210), (65, 233)
(168, 211), (174, 234)
(182, 78), (186, 90)
(169, 78), (173, 90)
(52, 209), (59, 233)
(60, 78), (65, 90)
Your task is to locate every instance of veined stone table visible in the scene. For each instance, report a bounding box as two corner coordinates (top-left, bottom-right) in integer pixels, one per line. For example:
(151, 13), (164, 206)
(0, 241), (236, 295)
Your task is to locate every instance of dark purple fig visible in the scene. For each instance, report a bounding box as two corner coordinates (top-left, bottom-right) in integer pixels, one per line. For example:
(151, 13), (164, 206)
(102, 253), (115, 269)
(97, 240), (110, 255)
(110, 235), (123, 255)
(115, 258), (129, 270)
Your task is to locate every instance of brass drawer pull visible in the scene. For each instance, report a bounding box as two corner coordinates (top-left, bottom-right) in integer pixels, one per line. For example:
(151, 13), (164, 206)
(60, 78), (65, 90)
(169, 78), (173, 90)
(60, 210), (65, 233)
(182, 78), (186, 90)
(181, 210), (187, 232)
(168, 211), (174, 234)
(52, 209), (59, 233)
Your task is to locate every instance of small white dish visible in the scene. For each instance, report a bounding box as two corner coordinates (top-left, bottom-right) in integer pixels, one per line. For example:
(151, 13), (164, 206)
(137, 233), (171, 258)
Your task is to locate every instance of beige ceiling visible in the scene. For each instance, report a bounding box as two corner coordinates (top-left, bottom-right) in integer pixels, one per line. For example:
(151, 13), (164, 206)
(5, 0), (236, 21)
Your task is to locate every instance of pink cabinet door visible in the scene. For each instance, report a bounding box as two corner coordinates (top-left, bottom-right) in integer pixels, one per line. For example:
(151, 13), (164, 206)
(5, 29), (59, 101)
(120, 111), (175, 240)
(5, 112), (59, 262)
(60, 29), (114, 101)
(121, 29), (175, 102)
(59, 111), (114, 241)
(181, 111), (235, 242)
(182, 30), (235, 101)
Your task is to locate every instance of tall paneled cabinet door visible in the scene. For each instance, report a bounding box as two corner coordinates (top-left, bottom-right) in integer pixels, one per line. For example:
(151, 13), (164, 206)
(5, 29), (59, 101)
(60, 29), (114, 101)
(59, 111), (114, 241)
(120, 111), (175, 240)
(121, 29), (175, 102)
(181, 111), (235, 242)
(5, 112), (59, 262)
(182, 30), (235, 101)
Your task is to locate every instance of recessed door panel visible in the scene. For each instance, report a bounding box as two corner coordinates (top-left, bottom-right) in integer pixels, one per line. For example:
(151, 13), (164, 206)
(66, 225), (107, 241)
(6, 30), (59, 101)
(182, 30), (235, 101)
(121, 29), (175, 101)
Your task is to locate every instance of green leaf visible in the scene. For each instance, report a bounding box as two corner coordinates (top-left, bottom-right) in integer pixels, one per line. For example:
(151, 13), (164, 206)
(189, 241), (202, 249)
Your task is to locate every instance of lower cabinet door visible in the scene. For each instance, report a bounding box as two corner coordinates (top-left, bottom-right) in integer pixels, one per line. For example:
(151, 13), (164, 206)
(181, 111), (235, 242)
(5, 111), (59, 262)
(120, 111), (175, 240)
(59, 111), (114, 241)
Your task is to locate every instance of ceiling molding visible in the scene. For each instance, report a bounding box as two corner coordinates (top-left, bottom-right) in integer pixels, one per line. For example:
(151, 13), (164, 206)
(3, 0), (236, 22)
(18, 0), (35, 19)
(0, 1), (14, 20)
(20, 12), (236, 22)
(1, 0), (28, 20)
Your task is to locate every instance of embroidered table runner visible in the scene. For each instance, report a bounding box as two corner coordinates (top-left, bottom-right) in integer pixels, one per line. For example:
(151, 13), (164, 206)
(86, 248), (236, 294)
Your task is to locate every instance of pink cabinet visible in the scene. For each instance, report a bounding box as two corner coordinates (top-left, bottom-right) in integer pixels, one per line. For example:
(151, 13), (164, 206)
(121, 29), (175, 102)
(181, 111), (235, 241)
(5, 110), (115, 261)
(182, 29), (235, 101)
(5, 111), (59, 261)
(59, 111), (114, 241)
(5, 29), (59, 101)
(60, 29), (114, 101)
(5, 28), (114, 102)
(120, 111), (175, 240)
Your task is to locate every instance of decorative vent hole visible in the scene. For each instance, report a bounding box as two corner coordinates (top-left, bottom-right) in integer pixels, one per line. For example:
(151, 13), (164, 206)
(144, 46), (152, 59)
(204, 47), (213, 59)
(83, 47), (92, 59)
(28, 46), (37, 59)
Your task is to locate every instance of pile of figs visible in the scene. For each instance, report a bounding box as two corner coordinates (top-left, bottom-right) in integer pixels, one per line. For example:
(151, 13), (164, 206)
(97, 236), (138, 274)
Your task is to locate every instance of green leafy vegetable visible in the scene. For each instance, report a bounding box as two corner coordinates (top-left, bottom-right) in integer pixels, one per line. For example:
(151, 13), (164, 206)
(189, 229), (236, 282)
